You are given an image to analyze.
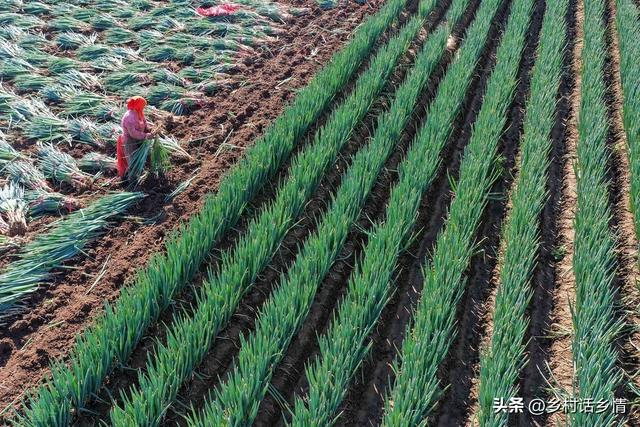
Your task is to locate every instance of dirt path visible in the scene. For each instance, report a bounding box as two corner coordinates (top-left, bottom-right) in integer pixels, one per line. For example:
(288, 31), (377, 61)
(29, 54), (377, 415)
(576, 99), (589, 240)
(0, 0), (384, 415)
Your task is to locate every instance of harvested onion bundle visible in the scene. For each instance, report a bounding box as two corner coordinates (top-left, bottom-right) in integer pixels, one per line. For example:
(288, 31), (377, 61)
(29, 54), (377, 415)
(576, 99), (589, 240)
(25, 189), (80, 217)
(3, 160), (52, 191)
(0, 182), (27, 236)
(36, 144), (91, 188)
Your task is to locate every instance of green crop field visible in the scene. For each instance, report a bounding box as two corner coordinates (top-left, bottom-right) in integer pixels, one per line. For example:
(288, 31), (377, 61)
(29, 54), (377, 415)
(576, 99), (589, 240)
(1, 0), (639, 424)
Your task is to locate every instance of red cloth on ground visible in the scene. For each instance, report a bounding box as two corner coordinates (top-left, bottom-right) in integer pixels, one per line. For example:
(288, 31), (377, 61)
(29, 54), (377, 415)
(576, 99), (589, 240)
(196, 4), (241, 16)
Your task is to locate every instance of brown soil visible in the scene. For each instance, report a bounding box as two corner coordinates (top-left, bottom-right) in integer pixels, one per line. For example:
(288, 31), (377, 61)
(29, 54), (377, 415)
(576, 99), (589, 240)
(0, 0), (384, 416)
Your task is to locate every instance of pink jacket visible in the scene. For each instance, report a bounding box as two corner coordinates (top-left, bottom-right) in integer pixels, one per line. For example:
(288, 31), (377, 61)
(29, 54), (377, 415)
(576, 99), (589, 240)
(121, 110), (152, 159)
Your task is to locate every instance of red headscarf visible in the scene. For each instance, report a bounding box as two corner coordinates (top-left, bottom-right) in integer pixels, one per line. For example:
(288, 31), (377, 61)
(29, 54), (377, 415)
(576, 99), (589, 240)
(127, 96), (147, 120)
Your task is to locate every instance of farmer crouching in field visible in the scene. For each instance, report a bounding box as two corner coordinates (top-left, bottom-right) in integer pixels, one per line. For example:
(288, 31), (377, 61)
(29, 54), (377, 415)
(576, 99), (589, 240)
(116, 96), (157, 179)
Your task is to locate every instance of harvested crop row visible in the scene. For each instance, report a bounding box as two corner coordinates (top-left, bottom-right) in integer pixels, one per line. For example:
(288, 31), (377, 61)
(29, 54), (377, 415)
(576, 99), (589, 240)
(0, 0), (288, 120)
(0, 192), (143, 312)
(11, 0), (408, 423)
(475, 0), (568, 423)
(615, 0), (640, 239)
(381, 0), (533, 421)
(108, 2), (435, 425)
(282, 0), (509, 421)
(186, 0), (473, 423)
(571, 0), (621, 422)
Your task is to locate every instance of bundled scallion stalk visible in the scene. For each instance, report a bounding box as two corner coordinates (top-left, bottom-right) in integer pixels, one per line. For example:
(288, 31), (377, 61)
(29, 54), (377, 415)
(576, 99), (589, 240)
(91, 14), (118, 31)
(2, 160), (52, 191)
(105, 27), (138, 44)
(13, 74), (55, 93)
(17, 32), (49, 51)
(112, 46), (141, 60)
(58, 69), (102, 90)
(97, 122), (121, 142)
(158, 134), (190, 159)
(126, 139), (154, 183)
(0, 24), (23, 40)
(0, 13), (44, 29)
(97, 103), (124, 121)
(62, 92), (116, 118)
(137, 29), (164, 50)
(47, 57), (83, 75)
(24, 189), (80, 217)
(90, 55), (125, 72)
(145, 45), (181, 62)
(127, 135), (188, 183)
(89, 0), (128, 13)
(22, 50), (54, 68)
(151, 68), (186, 86)
(131, 0), (153, 11)
(0, 12), (21, 26)
(69, 118), (106, 147)
(0, 2), (22, 14)
(23, 113), (71, 144)
(146, 83), (187, 104)
(120, 84), (149, 101)
(121, 60), (153, 73)
(0, 39), (24, 59)
(0, 182), (27, 236)
(159, 96), (203, 115)
(71, 9), (96, 22)
(150, 137), (171, 174)
(49, 16), (91, 33)
(0, 139), (21, 162)
(22, 2), (50, 15)
(177, 67), (217, 83)
(79, 152), (116, 173)
(0, 84), (18, 118)
(156, 16), (185, 32)
(0, 56), (35, 80)
(9, 97), (51, 122)
(55, 31), (97, 50)
(128, 14), (158, 30)
(40, 84), (79, 104)
(36, 144), (91, 187)
(103, 71), (145, 92)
